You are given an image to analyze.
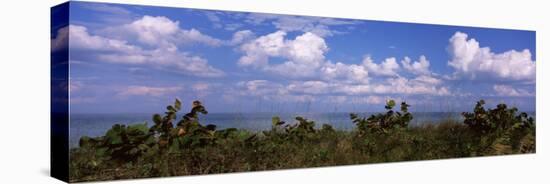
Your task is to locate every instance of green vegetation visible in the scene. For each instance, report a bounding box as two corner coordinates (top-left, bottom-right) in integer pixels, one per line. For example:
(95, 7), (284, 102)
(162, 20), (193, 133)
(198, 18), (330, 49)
(69, 99), (535, 182)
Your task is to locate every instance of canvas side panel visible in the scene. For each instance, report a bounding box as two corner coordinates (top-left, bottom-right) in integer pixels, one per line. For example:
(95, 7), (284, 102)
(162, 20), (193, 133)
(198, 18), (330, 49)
(51, 2), (70, 182)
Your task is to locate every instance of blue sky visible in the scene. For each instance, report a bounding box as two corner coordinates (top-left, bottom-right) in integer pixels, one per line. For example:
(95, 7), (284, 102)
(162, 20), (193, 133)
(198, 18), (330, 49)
(54, 1), (536, 113)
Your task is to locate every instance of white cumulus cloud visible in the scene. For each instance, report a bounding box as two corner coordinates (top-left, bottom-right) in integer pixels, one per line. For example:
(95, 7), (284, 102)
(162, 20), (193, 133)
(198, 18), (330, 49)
(447, 31), (535, 81)
(103, 15), (222, 47)
(69, 25), (140, 53)
(362, 56), (400, 77)
(234, 80), (314, 102)
(98, 47), (225, 77)
(320, 61), (369, 83)
(51, 26), (69, 52)
(68, 23), (225, 77)
(245, 13), (359, 37)
(401, 55), (431, 75)
(230, 30), (255, 45)
(287, 81), (331, 95)
(238, 31), (329, 78)
(493, 85), (533, 97)
(332, 76), (450, 96)
(117, 85), (182, 97)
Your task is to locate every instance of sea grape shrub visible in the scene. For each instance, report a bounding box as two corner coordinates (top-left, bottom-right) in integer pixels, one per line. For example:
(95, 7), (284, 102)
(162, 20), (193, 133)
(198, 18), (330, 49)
(462, 100), (534, 134)
(79, 123), (156, 164)
(350, 100), (413, 135)
(270, 116), (286, 132)
(154, 99), (219, 151)
(265, 116), (335, 141)
(320, 124), (336, 134)
(149, 98), (181, 147)
(70, 98), (537, 181)
(462, 100), (535, 154)
(261, 116), (286, 140)
(265, 116), (317, 140)
(77, 99), (223, 165)
(348, 100), (414, 157)
(286, 117), (316, 138)
(168, 122), (217, 151)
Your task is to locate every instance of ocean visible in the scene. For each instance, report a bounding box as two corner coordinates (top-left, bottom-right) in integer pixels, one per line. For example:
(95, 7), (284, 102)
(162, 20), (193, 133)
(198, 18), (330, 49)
(68, 112), (534, 148)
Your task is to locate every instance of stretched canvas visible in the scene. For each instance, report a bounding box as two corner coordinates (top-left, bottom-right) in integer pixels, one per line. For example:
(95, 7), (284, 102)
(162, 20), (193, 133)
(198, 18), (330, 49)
(51, 1), (536, 182)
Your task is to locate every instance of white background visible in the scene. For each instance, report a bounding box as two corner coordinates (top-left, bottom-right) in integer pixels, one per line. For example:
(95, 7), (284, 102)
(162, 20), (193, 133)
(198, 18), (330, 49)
(0, 0), (548, 183)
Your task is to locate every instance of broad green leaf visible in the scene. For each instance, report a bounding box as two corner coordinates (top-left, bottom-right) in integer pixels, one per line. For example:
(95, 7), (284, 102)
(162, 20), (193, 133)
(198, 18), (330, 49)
(105, 125), (123, 145)
(385, 99), (396, 110)
(174, 98), (182, 111)
(167, 105), (176, 112)
(128, 122), (149, 134)
(95, 147), (108, 157)
(272, 116), (281, 126)
(79, 136), (92, 148)
(152, 114), (162, 124)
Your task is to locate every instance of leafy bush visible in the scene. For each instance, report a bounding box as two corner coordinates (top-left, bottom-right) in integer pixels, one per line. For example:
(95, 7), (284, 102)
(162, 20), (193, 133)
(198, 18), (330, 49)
(76, 99), (221, 170)
(350, 99), (413, 135)
(79, 123), (156, 164)
(70, 98), (535, 182)
(461, 100), (535, 154)
(264, 116), (332, 141)
(462, 100), (534, 134)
